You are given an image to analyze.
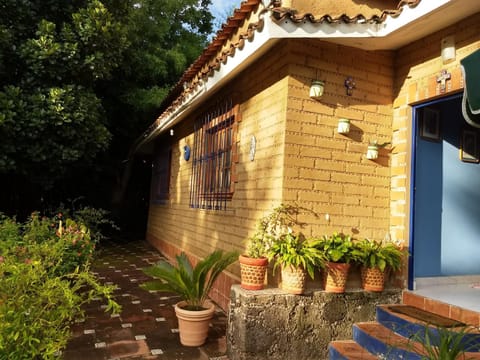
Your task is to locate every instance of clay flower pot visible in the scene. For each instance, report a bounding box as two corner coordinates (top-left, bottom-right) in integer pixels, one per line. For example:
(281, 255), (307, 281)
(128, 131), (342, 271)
(361, 267), (386, 292)
(174, 300), (215, 347)
(239, 254), (268, 290)
(324, 262), (350, 293)
(281, 264), (307, 295)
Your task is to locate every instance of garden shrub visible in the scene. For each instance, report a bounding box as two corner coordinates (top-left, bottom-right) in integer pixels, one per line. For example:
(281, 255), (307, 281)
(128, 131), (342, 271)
(0, 212), (120, 359)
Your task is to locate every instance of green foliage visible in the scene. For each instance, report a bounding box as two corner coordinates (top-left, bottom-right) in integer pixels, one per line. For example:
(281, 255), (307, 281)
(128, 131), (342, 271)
(352, 238), (404, 272)
(142, 250), (238, 310)
(0, 212), (120, 359)
(0, 0), (127, 188)
(245, 203), (305, 258)
(267, 233), (324, 280)
(408, 325), (480, 359)
(58, 204), (120, 243)
(315, 233), (357, 264)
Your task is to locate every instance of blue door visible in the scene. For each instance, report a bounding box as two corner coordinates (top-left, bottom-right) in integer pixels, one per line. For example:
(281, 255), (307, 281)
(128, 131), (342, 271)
(413, 94), (480, 278)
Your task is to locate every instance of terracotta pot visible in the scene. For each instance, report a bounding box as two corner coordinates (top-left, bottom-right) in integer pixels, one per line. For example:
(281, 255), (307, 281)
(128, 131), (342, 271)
(361, 266), (385, 292)
(281, 264), (307, 295)
(324, 262), (350, 293)
(239, 254), (268, 290)
(174, 300), (215, 346)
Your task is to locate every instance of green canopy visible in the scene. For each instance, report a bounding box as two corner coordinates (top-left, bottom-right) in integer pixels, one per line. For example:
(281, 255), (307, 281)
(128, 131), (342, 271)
(461, 49), (480, 127)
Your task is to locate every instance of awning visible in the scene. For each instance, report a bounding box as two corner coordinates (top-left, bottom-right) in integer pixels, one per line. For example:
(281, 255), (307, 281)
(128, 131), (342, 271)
(461, 48), (480, 127)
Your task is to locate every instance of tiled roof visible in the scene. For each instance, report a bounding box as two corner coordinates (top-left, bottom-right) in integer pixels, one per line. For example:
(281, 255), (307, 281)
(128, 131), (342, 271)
(272, 0), (421, 24)
(143, 0), (421, 146)
(157, 0), (421, 114)
(157, 0), (264, 114)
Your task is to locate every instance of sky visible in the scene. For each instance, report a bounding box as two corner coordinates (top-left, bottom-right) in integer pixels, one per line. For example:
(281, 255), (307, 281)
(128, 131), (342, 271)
(209, 0), (239, 28)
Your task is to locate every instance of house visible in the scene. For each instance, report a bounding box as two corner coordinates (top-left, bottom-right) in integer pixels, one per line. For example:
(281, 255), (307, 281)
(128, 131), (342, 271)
(133, 0), (480, 313)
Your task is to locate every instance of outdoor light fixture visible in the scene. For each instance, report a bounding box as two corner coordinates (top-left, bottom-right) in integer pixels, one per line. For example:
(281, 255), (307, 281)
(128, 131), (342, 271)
(337, 118), (350, 134)
(441, 36), (455, 64)
(309, 80), (325, 100)
(170, 129), (174, 136)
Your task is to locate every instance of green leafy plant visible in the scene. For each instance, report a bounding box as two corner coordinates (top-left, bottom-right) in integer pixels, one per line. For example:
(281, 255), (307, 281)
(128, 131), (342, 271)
(409, 325), (480, 359)
(267, 233), (324, 279)
(315, 233), (357, 263)
(352, 238), (404, 272)
(142, 250), (238, 310)
(368, 140), (391, 148)
(0, 213), (120, 359)
(244, 203), (304, 258)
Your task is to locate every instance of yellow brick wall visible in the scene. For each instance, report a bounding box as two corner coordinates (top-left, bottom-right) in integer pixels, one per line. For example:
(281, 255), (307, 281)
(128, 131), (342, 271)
(146, 41), (290, 309)
(391, 12), (480, 250)
(145, 13), (480, 306)
(283, 39), (395, 241)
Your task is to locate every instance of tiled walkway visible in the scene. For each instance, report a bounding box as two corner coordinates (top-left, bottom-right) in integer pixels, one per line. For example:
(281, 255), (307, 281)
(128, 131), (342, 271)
(63, 239), (228, 360)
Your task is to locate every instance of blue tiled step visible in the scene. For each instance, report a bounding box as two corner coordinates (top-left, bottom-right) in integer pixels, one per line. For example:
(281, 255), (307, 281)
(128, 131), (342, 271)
(377, 305), (480, 352)
(329, 305), (480, 360)
(353, 322), (424, 359)
(328, 340), (377, 360)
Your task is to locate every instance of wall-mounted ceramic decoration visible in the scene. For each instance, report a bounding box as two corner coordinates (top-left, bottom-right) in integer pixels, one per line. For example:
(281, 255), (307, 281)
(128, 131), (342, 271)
(184, 145), (191, 161)
(344, 76), (356, 96)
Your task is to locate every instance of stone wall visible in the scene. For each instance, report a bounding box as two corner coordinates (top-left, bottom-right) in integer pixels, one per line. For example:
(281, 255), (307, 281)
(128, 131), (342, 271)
(227, 285), (402, 360)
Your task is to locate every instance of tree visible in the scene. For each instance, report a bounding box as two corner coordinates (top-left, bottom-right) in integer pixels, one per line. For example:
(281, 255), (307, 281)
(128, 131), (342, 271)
(0, 0), (129, 188)
(0, 0), (213, 219)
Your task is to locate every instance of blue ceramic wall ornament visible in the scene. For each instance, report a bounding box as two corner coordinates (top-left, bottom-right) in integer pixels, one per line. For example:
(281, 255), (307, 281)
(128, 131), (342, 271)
(184, 145), (191, 161)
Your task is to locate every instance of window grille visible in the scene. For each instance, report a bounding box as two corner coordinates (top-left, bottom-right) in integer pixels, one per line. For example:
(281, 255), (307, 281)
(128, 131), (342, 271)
(190, 99), (238, 210)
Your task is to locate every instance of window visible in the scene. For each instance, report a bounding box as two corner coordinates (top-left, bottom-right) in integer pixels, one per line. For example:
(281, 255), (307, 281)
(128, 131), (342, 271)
(190, 99), (238, 210)
(151, 146), (171, 204)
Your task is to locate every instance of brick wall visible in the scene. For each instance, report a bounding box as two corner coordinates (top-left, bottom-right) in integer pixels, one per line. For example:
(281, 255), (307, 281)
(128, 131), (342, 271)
(283, 39), (394, 240)
(145, 13), (480, 308)
(146, 41), (290, 310)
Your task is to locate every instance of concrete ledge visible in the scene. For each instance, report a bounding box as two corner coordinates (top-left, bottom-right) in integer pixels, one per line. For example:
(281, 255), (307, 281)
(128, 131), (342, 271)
(227, 285), (401, 360)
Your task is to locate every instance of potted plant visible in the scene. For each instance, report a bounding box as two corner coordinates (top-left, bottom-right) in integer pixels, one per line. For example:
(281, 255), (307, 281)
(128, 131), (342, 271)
(239, 204), (301, 290)
(353, 238), (403, 292)
(239, 237), (270, 290)
(316, 233), (357, 293)
(267, 232), (324, 294)
(141, 250), (238, 346)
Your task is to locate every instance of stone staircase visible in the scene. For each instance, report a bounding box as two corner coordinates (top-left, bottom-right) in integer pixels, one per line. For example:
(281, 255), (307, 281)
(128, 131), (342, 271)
(329, 291), (480, 359)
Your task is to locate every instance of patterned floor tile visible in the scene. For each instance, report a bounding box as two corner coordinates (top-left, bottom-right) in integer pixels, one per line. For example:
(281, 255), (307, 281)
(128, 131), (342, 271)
(64, 239), (228, 360)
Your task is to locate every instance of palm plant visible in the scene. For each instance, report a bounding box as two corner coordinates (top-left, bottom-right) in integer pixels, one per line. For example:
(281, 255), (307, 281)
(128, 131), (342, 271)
(142, 250), (238, 310)
(409, 325), (480, 359)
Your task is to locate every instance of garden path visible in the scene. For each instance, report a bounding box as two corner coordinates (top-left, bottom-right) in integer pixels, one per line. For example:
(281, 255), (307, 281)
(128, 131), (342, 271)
(63, 239), (228, 360)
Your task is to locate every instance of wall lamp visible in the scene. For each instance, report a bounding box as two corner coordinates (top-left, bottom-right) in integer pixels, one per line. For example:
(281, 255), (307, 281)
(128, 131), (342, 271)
(441, 35), (455, 64)
(309, 80), (325, 100)
(337, 118), (350, 134)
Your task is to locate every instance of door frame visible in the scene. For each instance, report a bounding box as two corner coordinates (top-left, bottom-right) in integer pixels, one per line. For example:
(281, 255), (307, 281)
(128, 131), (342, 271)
(408, 92), (464, 290)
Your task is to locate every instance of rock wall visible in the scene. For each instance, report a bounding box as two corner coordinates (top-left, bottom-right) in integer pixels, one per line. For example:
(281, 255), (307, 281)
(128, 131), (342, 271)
(227, 285), (402, 360)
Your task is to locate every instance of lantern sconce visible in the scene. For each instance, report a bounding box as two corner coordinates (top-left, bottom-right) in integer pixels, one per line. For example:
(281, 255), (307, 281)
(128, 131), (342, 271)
(366, 141), (390, 160)
(337, 118), (350, 134)
(309, 80), (325, 100)
(441, 35), (455, 64)
(169, 129), (174, 136)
